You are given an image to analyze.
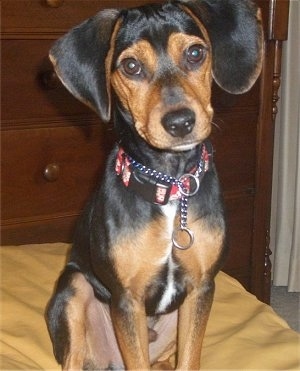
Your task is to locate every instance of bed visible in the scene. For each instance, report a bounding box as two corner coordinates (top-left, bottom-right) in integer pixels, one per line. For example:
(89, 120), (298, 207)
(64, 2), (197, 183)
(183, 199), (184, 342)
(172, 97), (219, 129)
(1, 243), (299, 370)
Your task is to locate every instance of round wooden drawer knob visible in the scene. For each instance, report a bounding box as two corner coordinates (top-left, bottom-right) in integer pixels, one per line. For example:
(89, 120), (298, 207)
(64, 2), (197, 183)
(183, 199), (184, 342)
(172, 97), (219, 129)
(40, 70), (59, 90)
(45, 0), (64, 8)
(43, 163), (60, 182)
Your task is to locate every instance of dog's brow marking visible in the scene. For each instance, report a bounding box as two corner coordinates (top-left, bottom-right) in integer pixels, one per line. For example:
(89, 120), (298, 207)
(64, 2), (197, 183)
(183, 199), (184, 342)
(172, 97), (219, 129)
(167, 33), (207, 66)
(117, 40), (158, 76)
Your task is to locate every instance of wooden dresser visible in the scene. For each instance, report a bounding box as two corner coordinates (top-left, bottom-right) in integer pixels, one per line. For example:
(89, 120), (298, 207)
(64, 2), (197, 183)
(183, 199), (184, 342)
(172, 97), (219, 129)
(1, 0), (289, 303)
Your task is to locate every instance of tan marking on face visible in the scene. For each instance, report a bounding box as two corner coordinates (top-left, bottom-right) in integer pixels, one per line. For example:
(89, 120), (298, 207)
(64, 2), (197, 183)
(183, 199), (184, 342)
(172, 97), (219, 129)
(111, 216), (172, 298)
(153, 32), (213, 147)
(118, 39), (158, 77)
(111, 39), (157, 112)
(111, 29), (214, 151)
(111, 40), (159, 142)
(104, 18), (123, 119)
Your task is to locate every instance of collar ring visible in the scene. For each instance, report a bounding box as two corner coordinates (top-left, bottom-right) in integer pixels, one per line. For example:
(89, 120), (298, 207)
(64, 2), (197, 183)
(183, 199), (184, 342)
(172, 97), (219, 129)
(172, 226), (194, 250)
(178, 173), (200, 197)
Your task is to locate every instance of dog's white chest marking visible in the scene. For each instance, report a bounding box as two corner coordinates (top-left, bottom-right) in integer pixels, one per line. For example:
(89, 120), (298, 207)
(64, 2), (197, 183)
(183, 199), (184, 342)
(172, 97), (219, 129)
(161, 203), (177, 242)
(157, 255), (178, 313)
(156, 204), (178, 313)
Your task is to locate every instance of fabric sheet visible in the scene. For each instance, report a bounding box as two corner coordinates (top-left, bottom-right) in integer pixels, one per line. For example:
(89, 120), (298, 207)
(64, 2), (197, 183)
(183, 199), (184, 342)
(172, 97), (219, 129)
(1, 243), (299, 370)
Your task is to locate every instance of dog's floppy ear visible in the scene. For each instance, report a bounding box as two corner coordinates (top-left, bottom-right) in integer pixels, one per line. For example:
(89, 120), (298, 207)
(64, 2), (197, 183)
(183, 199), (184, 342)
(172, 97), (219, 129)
(49, 9), (120, 122)
(181, 0), (263, 94)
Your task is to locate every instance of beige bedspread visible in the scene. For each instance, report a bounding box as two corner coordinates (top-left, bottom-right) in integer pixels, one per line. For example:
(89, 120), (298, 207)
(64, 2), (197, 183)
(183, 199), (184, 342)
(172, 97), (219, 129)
(1, 243), (299, 370)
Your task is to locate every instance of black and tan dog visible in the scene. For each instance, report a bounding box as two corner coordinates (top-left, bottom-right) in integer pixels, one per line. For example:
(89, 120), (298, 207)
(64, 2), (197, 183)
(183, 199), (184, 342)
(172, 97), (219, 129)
(46, 0), (263, 369)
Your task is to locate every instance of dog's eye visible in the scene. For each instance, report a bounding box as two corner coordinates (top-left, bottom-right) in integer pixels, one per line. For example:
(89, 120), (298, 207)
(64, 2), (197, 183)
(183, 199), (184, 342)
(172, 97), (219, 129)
(121, 58), (142, 76)
(186, 44), (206, 66)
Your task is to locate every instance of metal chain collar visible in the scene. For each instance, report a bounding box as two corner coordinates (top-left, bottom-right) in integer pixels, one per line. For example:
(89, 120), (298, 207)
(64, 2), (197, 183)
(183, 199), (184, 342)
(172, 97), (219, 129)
(125, 144), (208, 250)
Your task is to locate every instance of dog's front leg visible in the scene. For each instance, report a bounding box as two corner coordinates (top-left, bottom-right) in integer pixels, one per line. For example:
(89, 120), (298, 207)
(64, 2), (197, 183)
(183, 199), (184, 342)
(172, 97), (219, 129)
(111, 291), (150, 369)
(176, 278), (215, 370)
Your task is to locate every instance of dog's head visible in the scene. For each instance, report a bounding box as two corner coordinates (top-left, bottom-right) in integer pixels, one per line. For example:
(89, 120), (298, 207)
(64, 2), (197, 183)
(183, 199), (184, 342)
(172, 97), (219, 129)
(50, 0), (263, 151)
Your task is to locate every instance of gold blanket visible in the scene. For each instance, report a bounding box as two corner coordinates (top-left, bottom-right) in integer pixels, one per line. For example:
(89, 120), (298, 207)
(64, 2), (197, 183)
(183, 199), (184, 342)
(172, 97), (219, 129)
(1, 243), (299, 370)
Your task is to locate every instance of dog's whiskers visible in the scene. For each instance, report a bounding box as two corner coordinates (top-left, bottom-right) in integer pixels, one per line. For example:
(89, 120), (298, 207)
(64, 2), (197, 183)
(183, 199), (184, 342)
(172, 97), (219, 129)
(211, 120), (223, 132)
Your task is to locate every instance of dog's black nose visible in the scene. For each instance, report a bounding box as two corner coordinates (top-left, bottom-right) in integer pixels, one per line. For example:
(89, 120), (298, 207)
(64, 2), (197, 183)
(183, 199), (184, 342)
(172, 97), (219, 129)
(162, 108), (195, 138)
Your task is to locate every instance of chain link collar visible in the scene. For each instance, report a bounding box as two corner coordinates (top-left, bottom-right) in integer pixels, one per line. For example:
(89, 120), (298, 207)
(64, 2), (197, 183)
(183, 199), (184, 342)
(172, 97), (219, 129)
(115, 141), (213, 249)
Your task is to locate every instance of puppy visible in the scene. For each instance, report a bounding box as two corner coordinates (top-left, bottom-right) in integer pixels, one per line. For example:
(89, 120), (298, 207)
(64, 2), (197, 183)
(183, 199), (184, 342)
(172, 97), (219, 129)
(46, 0), (263, 369)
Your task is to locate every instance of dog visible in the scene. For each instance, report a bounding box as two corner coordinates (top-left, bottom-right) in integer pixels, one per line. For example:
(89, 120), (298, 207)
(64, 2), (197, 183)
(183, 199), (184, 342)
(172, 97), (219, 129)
(46, 0), (263, 369)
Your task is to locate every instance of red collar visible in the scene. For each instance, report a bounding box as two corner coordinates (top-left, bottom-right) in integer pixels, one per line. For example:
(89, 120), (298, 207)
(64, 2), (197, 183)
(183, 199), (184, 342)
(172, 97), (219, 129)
(115, 142), (212, 205)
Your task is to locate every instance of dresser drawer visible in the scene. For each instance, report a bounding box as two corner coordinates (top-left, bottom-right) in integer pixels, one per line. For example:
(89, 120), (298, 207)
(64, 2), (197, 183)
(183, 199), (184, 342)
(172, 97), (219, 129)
(2, 0), (163, 34)
(2, 39), (96, 123)
(1, 125), (114, 222)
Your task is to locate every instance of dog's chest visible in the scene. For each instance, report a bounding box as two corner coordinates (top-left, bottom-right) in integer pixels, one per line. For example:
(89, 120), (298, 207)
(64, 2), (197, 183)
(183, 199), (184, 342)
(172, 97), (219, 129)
(145, 204), (187, 315)
(111, 203), (189, 315)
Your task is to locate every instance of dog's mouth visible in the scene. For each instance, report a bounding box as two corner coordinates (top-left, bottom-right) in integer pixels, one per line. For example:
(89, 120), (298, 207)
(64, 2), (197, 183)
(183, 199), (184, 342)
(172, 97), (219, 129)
(137, 126), (212, 152)
(170, 141), (201, 152)
(135, 114), (212, 152)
